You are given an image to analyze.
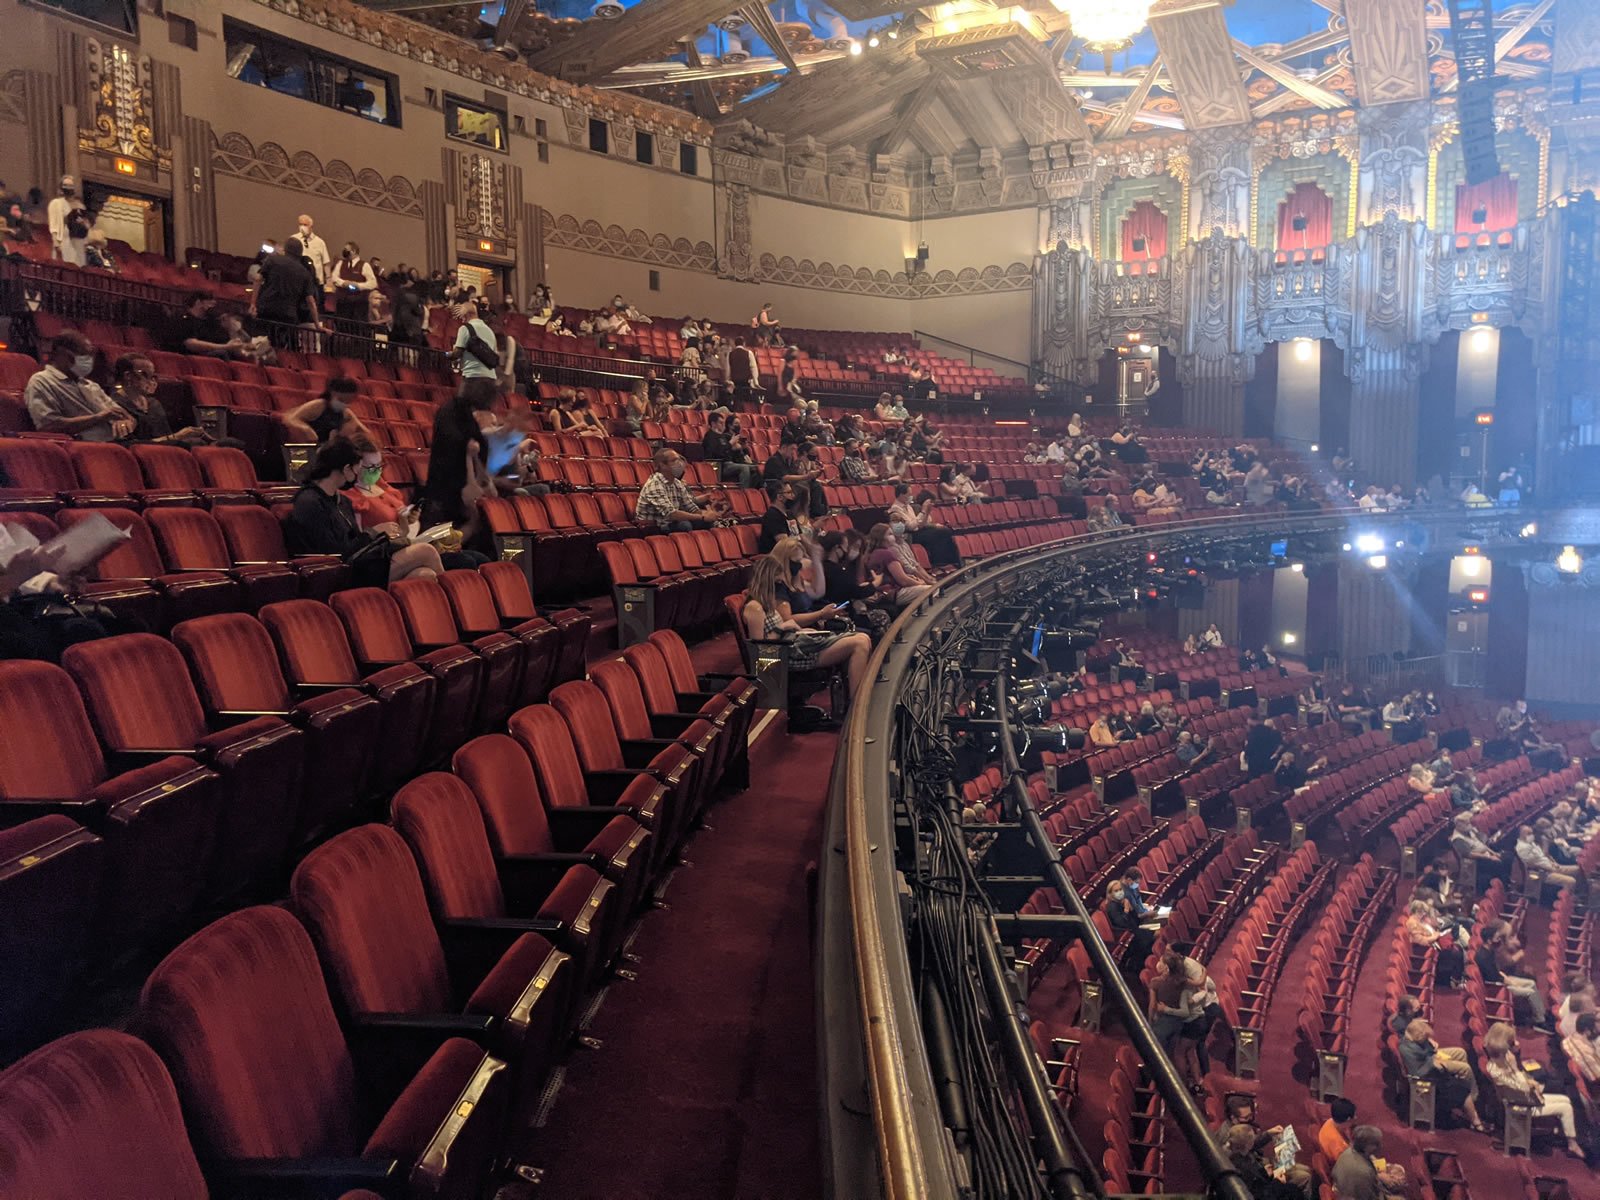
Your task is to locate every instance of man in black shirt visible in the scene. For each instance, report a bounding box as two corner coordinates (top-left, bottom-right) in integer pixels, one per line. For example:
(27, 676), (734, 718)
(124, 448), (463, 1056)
(907, 366), (936, 402)
(161, 291), (235, 357)
(757, 480), (796, 554)
(255, 237), (319, 330)
(779, 406), (807, 446)
(1243, 716), (1283, 778)
(763, 440), (808, 487)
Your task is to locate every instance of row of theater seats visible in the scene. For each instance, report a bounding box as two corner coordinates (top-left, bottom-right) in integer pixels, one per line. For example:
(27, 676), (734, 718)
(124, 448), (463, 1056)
(0, 625), (756, 1195)
(0, 438), (288, 511)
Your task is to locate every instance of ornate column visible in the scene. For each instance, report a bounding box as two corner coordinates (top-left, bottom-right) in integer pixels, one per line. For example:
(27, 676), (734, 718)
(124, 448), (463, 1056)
(1177, 230), (1257, 435)
(1032, 242), (1094, 387)
(1186, 126), (1252, 241)
(1355, 100), (1432, 225)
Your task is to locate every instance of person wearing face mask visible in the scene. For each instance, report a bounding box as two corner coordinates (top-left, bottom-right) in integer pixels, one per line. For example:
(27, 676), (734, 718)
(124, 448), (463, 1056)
(340, 435), (410, 534)
(331, 241), (377, 322)
(293, 213), (332, 287)
(864, 523), (934, 609)
(285, 438), (444, 587)
(24, 331), (132, 441)
(284, 377), (366, 447)
(109, 355), (208, 446)
(1103, 879), (1155, 962)
(634, 447), (727, 531)
(47, 175), (90, 266)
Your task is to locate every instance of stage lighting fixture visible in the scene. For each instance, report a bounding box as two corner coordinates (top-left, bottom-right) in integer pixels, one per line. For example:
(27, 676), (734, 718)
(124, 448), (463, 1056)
(1520, 522), (1538, 539)
(1557, 545), (1583, 575)
(1310, 443), (1320, 452)
(1354, 533), (1385, 554)
(1470, 327), (1493, 353)
(1290, 562), (1304, 573)
(1367, 554), (1388, 570)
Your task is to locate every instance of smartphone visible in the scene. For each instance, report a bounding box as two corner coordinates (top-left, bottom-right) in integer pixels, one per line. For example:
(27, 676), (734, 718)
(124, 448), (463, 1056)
(260, 242), (274, 254)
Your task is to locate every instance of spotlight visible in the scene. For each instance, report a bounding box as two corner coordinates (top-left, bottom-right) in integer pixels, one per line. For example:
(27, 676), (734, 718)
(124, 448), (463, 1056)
(1310, 443), (1320, 452)
(887, 28), (898, 39)
(1294, 338), (1313, 362)
(868, 34), (880, 47)
(1355, 533), (1385, 555)
(1341, 542), (1352, 552)
(849, 40), (862, 55)
(1367, 554), (1388, 570)
(1471, 327), (1493, 353)
(1557, 545), (1583, 574)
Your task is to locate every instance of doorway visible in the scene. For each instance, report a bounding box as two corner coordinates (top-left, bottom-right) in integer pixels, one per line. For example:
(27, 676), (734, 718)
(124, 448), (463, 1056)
(82, 182), (171, 258)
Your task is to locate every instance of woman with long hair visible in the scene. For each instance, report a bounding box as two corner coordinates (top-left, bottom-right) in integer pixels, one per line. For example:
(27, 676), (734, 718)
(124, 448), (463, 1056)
(864, 524), (934, 608)
(742, 555), (870, 695)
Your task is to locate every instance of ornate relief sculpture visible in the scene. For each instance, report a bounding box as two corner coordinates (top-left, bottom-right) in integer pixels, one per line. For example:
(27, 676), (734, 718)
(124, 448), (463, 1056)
(81, 39), (164, 166)
(722, 183), (753, 282)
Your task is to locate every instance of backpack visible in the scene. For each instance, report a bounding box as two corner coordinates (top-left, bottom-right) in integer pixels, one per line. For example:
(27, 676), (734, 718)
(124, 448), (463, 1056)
(460, 319), (500, 370)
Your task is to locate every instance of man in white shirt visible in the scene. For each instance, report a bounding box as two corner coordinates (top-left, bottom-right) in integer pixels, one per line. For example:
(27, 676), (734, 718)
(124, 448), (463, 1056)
(294, 213), (332, 286)
(329, 241), (378, 322)
(47, 176), (89, 266)
(24, 331), (133, 441)
(1514, 825), (1580, 890)
(1357, 486), (1383, 511)
(1045, 439), (1066, 464)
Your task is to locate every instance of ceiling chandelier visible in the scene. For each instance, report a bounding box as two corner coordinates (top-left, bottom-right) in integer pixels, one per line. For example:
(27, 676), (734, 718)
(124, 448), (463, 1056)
(1051, 0), (1154, 53)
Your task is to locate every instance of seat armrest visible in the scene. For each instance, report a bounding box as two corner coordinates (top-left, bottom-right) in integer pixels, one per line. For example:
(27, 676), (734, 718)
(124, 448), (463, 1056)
(648, 712), (704, 738)
(548, 806), (636, 844)
(441, 916), (564, 994)
(210, 1155), (403, 1198)
(583, 769), (653, 805)
(618, 738), (682, 770)
(215, 708), (293, 721)
(293, 680), (361, 696)
(497, 853), (597, 911)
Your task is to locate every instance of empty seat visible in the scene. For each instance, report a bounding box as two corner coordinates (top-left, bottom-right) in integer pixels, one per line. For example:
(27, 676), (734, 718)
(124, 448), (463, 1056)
(0, 816), (104, 1055)
(454, 732), (653, 920)
(438, 568), (559, 706)
(139, 906), (509, 1200)
(128, 442), (252, 506)
(391, 577), (522, 731)
(623, 638), (751, 791)
(0, 660), (218, 964)
(0, 1030), (209, 1198)
(62, 633), (304, 903)
(172, 613), (383, 845)
(330, 587), (482, 763)
(393, 771), (620, 1010)
(290, 825), (573, 1117)
(56, 506), (235, 629)
(65, 441), (195, 507)
(258, 598), (435, 794)
(144, 506), (301, 610)
(212, 503), (350, 601)
(589, 656), (724, 801)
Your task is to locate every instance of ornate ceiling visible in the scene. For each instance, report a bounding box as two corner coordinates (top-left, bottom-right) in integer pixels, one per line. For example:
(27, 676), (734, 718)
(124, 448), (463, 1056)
(361, 1), (1560, 156)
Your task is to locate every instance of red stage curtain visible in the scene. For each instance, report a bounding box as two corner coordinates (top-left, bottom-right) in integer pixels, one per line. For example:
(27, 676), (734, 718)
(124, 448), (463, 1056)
(1455, 173), (1518, 232)
(1276, 182), (1333, 252)
(1120, 200), (1167, 262)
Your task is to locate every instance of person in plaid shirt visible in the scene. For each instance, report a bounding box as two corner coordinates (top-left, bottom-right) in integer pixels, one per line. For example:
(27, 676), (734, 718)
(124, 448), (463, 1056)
(634, 447), (727, 530)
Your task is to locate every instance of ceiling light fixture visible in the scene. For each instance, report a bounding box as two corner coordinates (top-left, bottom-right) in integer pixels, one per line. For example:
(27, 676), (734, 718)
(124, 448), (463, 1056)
(1051, 0), (1155, 53)
(849, 39), (863, 55)
(868, 34), (880, 48)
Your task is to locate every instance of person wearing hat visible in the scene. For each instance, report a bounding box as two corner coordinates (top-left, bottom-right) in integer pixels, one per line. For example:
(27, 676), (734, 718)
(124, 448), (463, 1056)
(47, 176), (90, 266)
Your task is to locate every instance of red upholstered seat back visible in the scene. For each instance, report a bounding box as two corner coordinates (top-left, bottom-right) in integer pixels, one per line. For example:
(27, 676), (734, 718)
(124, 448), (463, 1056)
(138, 906), (362, 1159)
(0, 662), (110, 797)
(508, 705), (592, 811)
(213, 504), (291, 564)
(171, 613), (293, 713)
(0, 440), (75, 490)
(390, 578), (462, 647)
(192, 445), (258, 489)
(548, 681), (627, 772)
(61, 634), (209, 751)
(259, 599), (362, 685)
(622, 641), (681, 715)
(130, 443), (205, 490)
(290, 825), (454, 1017)
(55, 507), (167, 579)
(330, 588), (417, 665)
(391, 773), (507, 921)
(66, 441), (144, 492)
(588, 658), (655, 741)
(0, 1030), (208, 1199)
(145, 507), (231, 571)
(437, 569), (502, 637)
(452, 734), (556, 857)
(481, 561), (537, 621)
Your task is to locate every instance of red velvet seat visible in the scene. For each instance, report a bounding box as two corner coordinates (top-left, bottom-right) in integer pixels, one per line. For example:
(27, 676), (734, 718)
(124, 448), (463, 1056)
(0, 816), (104, 1054)
(191, 444), (297, 504)
(509, 704), (675, 874)
(478, 564), (589, 690)
(623, 638), (751, 790)
(391, 577), (521, 731)
(139, 906), (509, 1200)
(144, 506), (301, 610)
(211, 503), (350, 601)
(437, 568), (558, 706)
(0, 438), (127, 507)
(453, 732), (653, 919)
(0, 661), (218, 964)
(290, 825), (573, 1119)
(590, 656), (723, 802)
(172, 612), (382, 845)
(0, 1030), (209, 1198)
(330, 587), (482, 764)
(393, 771), (620, 1014)
(258, 598), (436, 795)
(62, 633), (304, 903)
(65, 441), (195, 507)
(127, 442), (252, 506)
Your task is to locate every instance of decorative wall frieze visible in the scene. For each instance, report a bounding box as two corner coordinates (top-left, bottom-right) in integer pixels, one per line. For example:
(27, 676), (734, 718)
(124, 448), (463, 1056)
(210, 131), (423, 217)
(0, 71), (24, 126)
(541, 213), (718, 273)
(756, 256), (1033, 300)
(79, 38), (167, 168)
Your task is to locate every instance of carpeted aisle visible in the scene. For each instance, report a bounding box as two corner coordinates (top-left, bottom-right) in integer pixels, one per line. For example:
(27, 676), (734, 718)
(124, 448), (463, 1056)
(527, 708), (833, 1200)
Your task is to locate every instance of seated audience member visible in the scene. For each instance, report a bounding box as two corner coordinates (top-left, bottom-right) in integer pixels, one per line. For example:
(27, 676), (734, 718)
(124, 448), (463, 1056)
(1450, 813), (1502, 871)
(1103, 877), (1154, 961)
(1481, 1022), (1582, 1157)
(284, 376), (366, 448)
(1334, 682), (1375, 733)
(1331, 1126), (1386, 1200)
(1317, 1098), (1357, 1163)
(741, 554), (868, 696)
(1225, 1125), (1302, 1200)
(161, 291), (236, 358)
(768, 536), (825, 612)
(1476, 921), (1549, 1029)
(837, 439), (875, 483)
(215, 310), (275, 364)
(1514, 823), (1581, 891)
(1216, 1095), (1311, 1200)
(763, 439), (815, 492)
(818, 530), (875, 608)
(108, 354), (208, 446)
(1404, 899), (1463, 985)
(702, 411), (755, 486)
(864, 524), (934, 610)
(1201, 623), (1225, 649)
(83, 227), (117, 272)
(1564, 1012), (1600, 1083)
(24, 330), (133, 441)
(757, 481), (802, 555)
(1557, 973), (1597, 1038)
(1175, 730), (1212, 767)
(635, 447), (727, 531)
(1399, 1018), (1483, 1129)
(888, 484), (957, 566)
(284, 439), (444, 586)
(341, 435), (410, 532)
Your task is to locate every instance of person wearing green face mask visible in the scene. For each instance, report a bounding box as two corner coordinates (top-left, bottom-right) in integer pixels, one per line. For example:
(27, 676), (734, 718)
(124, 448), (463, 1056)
(341, 435), (410, 537)
(23, 330), (134, 441)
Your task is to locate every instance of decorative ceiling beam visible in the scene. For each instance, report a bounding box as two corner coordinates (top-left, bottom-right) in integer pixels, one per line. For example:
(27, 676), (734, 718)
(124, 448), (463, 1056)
(602, 47), (850, 87)
(873, 70), (944, 157)
(681, 40), (724, 119)
(1103, 53), (1165, 139)
(1342, 0), (1430, 106)
(741, 4), (798, 75)
(1251, 64), (1345, 116)
(1438, 0), (1555, 92)
(1232, 40), (1347, 108)
(526, 0), (742, 82)
(1150, 6), (1251, 128)
(1078, 100), (1185, 131)
(932, 77), (1014, 153)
